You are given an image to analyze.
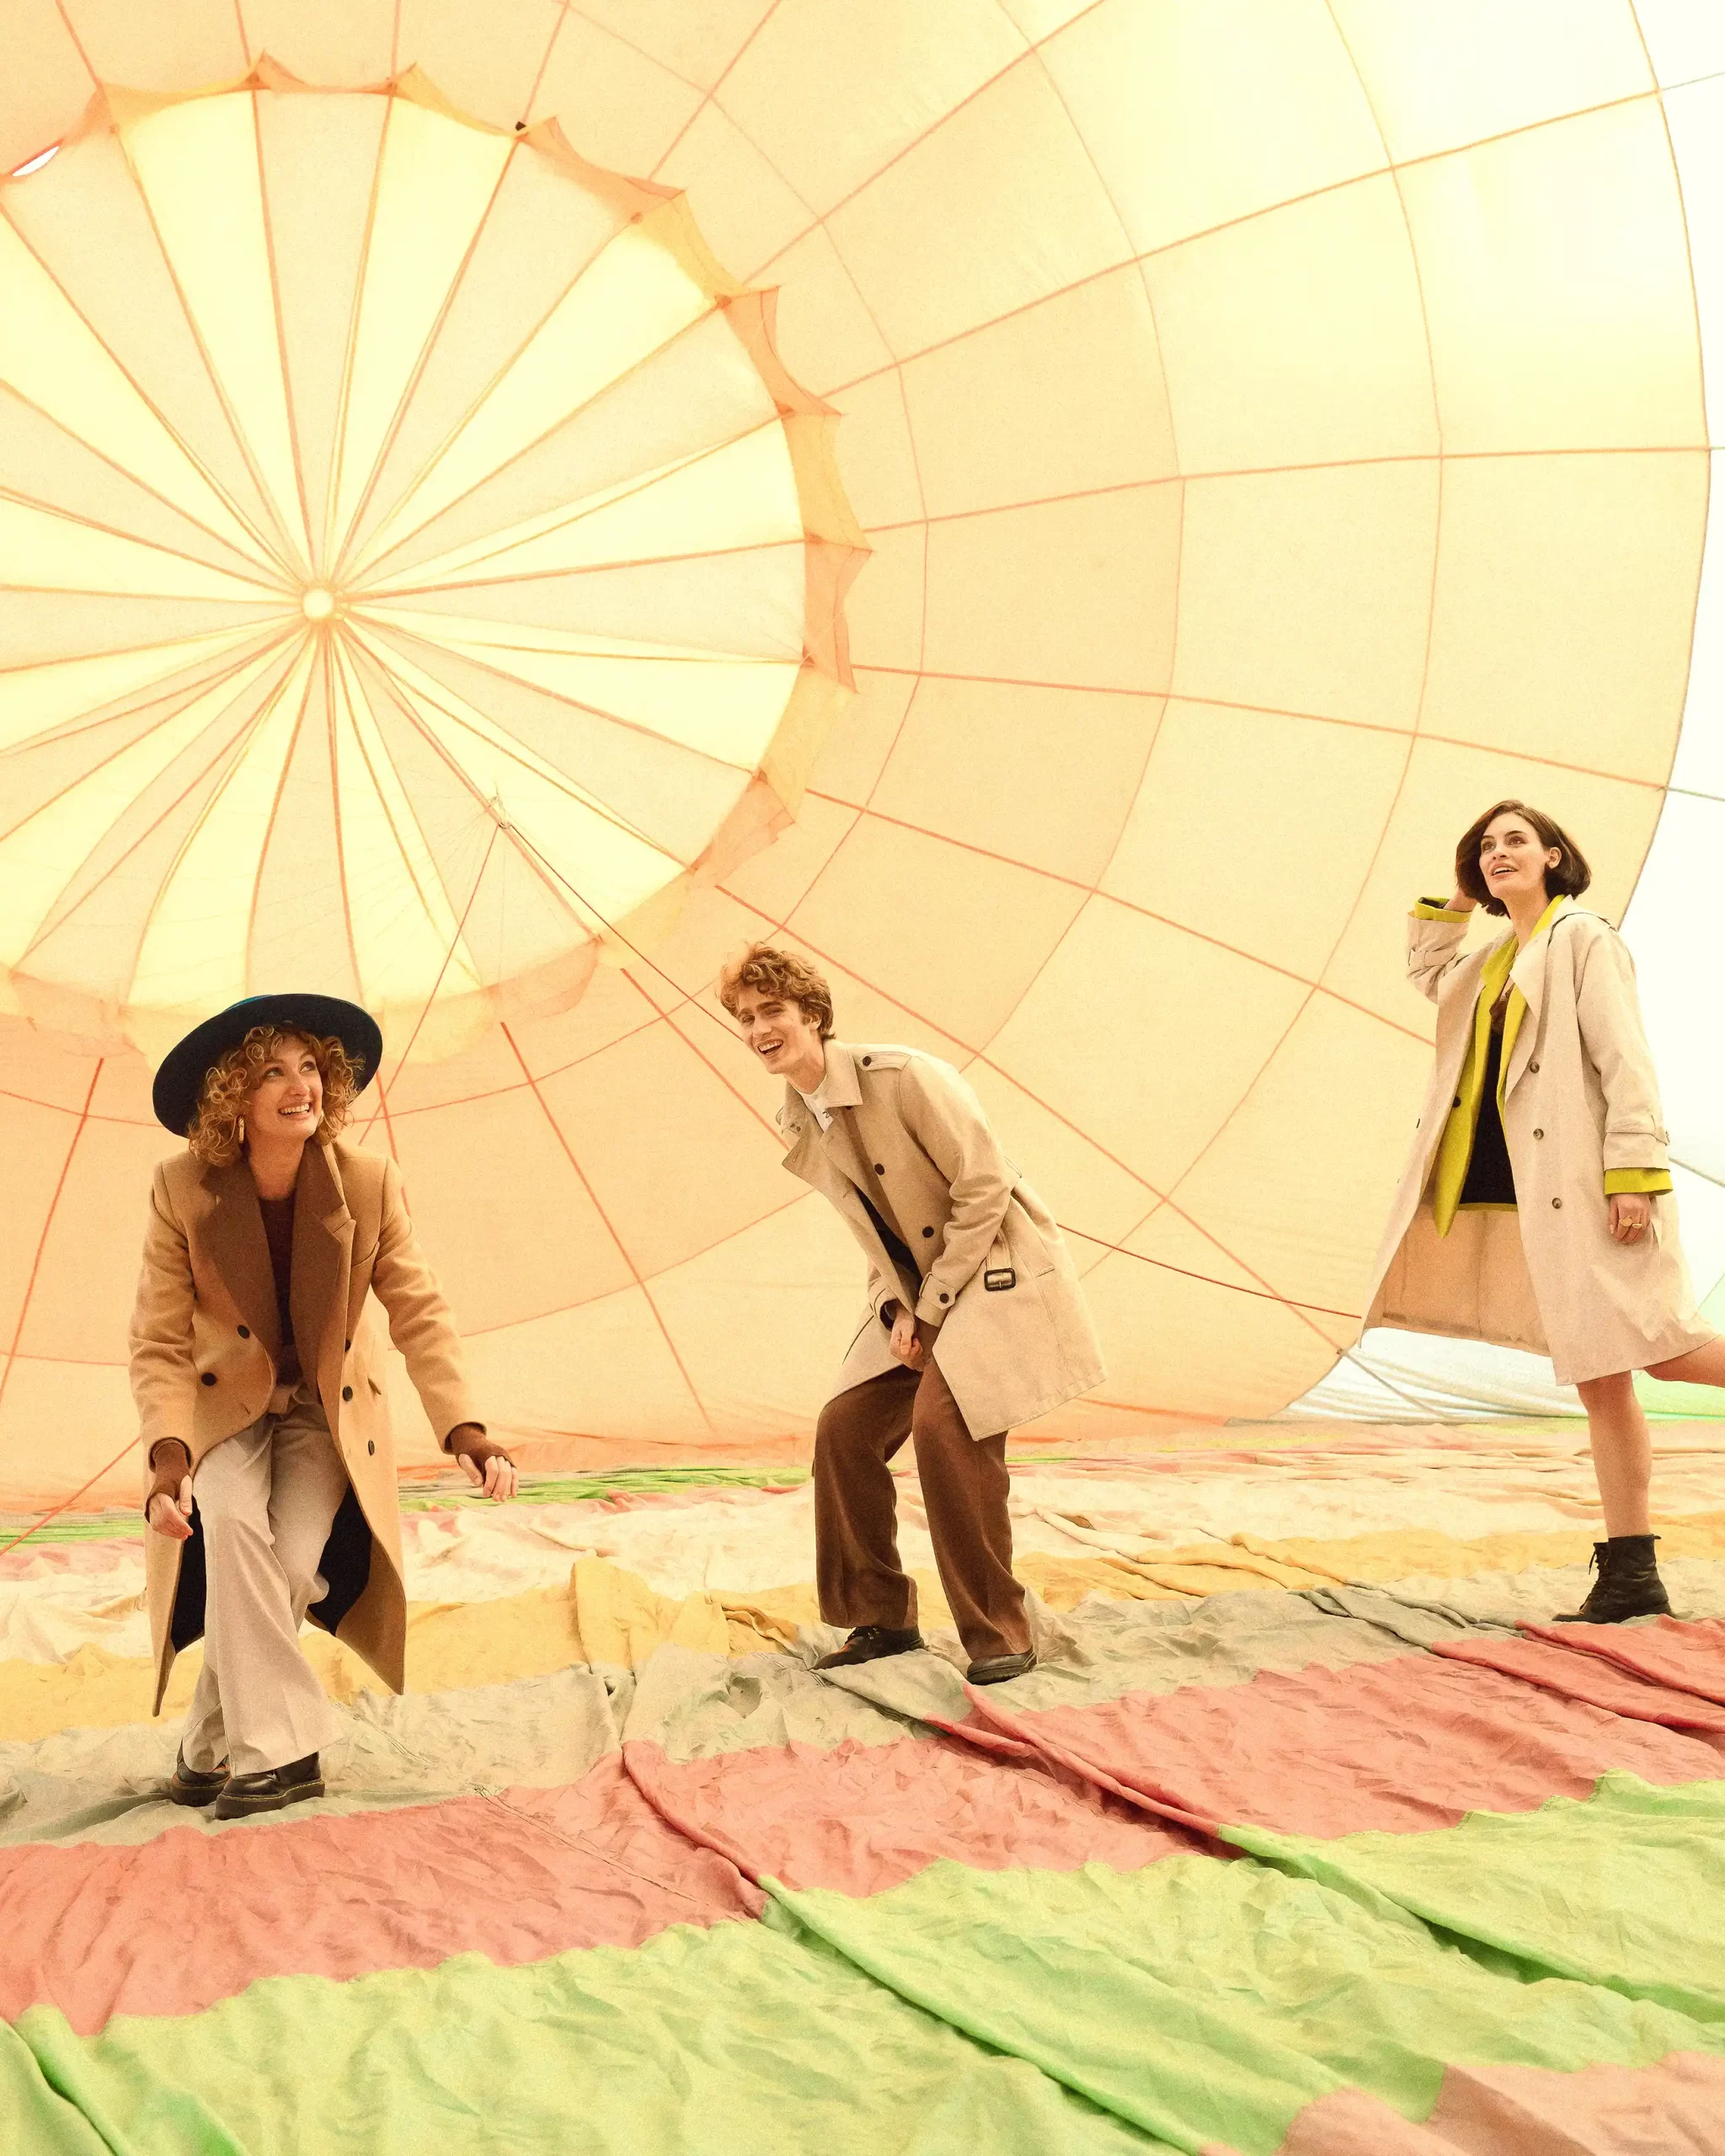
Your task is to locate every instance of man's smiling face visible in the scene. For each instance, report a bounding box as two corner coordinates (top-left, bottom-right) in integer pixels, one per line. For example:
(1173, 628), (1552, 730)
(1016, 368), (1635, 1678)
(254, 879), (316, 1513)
(729, 985), (826, 1088)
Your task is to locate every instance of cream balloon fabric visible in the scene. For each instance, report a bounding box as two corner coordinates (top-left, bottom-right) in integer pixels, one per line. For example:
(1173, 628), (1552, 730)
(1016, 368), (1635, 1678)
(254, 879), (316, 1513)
(0, 1), (1722, 1510)
(0, 72), (860, 1063)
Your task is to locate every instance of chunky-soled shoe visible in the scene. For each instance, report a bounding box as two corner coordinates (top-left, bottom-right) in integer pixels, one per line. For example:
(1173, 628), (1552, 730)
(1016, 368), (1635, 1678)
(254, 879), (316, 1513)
(815, 1625), (925, 1671)
(967, 1651), (1037, 1685)
(1554, 1535), (1673, 1624)
(212, 1752), (324, 1818)
(167, 1749), (228, 1807)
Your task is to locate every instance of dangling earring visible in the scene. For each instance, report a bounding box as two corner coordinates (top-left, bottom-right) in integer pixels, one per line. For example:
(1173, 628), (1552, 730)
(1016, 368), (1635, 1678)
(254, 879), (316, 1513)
(237, 1116), (246, 1150)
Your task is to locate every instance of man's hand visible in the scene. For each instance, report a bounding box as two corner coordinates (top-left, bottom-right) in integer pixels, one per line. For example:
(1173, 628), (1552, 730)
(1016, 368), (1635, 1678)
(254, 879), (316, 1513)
(146, 1440), (194, 1540)
(448, 1423), (518, 1501)
(889, 1310), (937, 1373)
(1609, 1192), (1652, 1245)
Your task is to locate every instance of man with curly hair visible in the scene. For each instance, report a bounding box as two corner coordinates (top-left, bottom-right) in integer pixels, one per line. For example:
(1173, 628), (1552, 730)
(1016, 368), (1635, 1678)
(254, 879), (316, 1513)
(136, 993), (516, 1817)
(720, 946), (1105, 1684)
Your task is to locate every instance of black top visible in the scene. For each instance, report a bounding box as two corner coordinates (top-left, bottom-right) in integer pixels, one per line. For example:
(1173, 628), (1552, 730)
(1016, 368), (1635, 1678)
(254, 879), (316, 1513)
(1459, 1009), (1516, 1209)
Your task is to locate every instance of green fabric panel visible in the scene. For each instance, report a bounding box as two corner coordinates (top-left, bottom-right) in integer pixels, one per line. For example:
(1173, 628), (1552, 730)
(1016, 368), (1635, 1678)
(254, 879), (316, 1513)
(28, 1923), (1172, 2156)
(0, 2018), (125, 2156)
(1228, 1771), (1725, 2024)
(770, 1850), (1725, 2156)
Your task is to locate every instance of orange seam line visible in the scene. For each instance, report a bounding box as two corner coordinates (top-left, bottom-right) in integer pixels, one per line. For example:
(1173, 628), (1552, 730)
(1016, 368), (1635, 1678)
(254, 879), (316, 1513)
(645, 0), (788, 182)
(251, 84), (318, 570)
(322, 636), (366, 998)
(0, 1434), (140, 1560)
(242, 638), (318, 985)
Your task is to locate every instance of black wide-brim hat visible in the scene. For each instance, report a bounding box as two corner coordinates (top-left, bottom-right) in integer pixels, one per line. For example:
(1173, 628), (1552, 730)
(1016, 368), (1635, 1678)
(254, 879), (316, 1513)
(152, 994), (383, 1136)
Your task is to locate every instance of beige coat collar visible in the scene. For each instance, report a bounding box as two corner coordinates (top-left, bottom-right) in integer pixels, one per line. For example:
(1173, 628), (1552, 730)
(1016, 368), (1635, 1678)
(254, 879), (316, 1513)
(779, 1039), (862, 1157)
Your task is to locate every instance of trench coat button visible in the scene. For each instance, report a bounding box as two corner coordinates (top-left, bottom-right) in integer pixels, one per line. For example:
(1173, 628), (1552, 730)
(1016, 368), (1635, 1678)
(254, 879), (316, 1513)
(1453, 1096), (1461, 1107)
(1534, 1129), (1544, 1140)
(921, 1226), (934, 1238)
(344, 1338), (351, 1351)
(1530, 1061), (1540, 1074)
(237, 1325), (249, 1338)
(367, 1440), (376, 1456)
(200, 1372), (216, 1386)
(938, 1291), (949, 1304)
(1551, 1197), (1562, 1209)
(861, 1055), (872, 1065)
(873, 1165), (885, 1175)
(342, 1385), (354, 1401)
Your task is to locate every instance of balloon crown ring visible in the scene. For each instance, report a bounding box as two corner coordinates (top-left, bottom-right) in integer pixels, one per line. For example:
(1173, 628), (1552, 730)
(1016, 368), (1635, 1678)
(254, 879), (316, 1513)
(300, 587), (337, 622)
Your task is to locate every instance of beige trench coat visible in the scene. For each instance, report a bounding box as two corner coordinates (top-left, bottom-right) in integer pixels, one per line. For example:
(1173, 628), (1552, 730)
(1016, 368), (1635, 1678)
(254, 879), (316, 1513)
(1363, 899), (1713, 1386)
(131, 1138), (479, 1713)
(779, 1041), (1106, 1437)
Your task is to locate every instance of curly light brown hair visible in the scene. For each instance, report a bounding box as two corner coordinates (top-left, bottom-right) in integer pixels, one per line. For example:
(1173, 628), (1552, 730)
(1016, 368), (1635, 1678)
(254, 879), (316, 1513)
(185, 1026), (360, 1166)
(717, 942), (835, 1039)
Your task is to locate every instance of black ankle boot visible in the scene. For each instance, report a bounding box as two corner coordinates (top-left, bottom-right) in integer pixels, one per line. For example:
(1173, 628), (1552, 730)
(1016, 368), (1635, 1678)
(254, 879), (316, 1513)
(1555, 1534), (1672, 1624)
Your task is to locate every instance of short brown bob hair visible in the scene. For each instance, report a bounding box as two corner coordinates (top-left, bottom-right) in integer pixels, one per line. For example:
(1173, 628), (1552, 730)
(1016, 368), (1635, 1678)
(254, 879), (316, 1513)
(717, 942), (835, 1039)
(1455, 799), (1591, 918)
(186, 1025), (360, 1166)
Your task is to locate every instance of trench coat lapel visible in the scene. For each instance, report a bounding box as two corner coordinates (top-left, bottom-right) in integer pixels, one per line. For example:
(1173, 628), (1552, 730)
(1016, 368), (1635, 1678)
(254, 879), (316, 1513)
(1503, 897), (1577, 1099)
(201, 1160), (281, 1361)
(289, 1140), (354, 1414)
(777, 1048), (913, 1298)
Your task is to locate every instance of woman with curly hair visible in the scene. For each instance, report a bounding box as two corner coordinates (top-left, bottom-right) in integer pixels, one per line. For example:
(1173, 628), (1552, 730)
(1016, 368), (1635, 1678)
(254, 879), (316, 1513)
(135, 993), (515, 1818)
(1364, 802), (1718, 1624)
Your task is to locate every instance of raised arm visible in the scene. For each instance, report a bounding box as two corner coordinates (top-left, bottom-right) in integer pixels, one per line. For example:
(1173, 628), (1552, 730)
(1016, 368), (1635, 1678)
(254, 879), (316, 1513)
(897, 1059), (1015, 1327)
(1407, 894), (1477, 1004)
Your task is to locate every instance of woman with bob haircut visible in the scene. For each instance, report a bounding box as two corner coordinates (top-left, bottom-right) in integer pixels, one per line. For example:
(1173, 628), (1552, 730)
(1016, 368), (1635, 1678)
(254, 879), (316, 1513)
(1363, 800), (1719, 1622)
(135, 993), (516, 1818)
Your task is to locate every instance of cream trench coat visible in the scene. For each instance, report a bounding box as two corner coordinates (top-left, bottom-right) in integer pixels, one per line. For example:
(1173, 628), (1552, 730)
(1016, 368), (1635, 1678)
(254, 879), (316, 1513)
(779, 1042), (1106, 1437)
(131, 1138), (479, 1714)
(1363, 898), (1713, 1386)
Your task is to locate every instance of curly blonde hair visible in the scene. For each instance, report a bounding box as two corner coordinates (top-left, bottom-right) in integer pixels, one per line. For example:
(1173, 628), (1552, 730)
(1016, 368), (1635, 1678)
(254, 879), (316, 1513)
(185, 1026), (360, 1166)
(717, 942), (835, 1039)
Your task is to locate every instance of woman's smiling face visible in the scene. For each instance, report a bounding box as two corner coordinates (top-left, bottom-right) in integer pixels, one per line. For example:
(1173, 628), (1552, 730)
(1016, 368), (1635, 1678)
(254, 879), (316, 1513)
(245, 1033), (323, 1146)
(1478, 811), (1559, 907)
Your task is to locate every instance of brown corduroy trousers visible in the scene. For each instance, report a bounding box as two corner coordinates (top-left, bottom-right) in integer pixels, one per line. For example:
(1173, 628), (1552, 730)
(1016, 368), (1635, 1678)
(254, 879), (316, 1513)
(813, 1355), (1030, 1663)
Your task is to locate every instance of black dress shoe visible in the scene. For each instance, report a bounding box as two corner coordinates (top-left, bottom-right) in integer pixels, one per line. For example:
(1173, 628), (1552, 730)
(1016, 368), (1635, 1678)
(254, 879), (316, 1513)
(212, 1752), (324, 1818)
(967, 1650), (1037, 1684)
(815, 1625), (925, 1670)
(1554, 1535), (1673, 1624)
(167, 1749), (228, 1806)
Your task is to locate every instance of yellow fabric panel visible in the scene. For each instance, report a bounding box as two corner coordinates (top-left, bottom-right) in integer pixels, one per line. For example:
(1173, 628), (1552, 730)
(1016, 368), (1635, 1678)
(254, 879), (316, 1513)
(1145, 178), (1437, 473)
(1102, 700), (1411, 979)
(1420, 453), (1709, 781)
(1330, 0), (1654, 163)
(1605, 1169), (1675, 1196)
(1172, 464), (1437, 733)
(898, 269), (1178, 520)
(991, 899), (1309, 1191)
(1413, 901), (1471, 923)
(1400, 99), (1706, 454)
(1041, 0), (1384, 255)
(825, 61), (1131, 358)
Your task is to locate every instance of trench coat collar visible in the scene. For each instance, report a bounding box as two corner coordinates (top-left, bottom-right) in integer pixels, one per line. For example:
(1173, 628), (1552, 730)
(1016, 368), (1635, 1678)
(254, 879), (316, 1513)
(777, 1039), (862, 1165)
(1503, 895), (1578, 1095)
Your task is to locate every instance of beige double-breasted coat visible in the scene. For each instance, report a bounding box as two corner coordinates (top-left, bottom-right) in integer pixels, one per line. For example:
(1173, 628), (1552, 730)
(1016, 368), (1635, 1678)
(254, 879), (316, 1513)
(779, 1041), (1106, 1437)
(1364, 899), (1713, 1386)
(131, 1138), (478, 1713)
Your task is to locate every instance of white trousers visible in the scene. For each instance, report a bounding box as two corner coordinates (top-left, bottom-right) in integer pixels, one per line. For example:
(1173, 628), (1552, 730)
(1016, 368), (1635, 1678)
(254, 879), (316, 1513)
(181, 1397), (350, 1777)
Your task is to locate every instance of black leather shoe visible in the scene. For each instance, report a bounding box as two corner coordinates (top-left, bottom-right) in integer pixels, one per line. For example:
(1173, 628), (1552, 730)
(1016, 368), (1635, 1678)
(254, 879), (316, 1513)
(815, 1625), (925, 1670)
(167, 1749), (228, 1806)
(1554, 1535), (1673, 1624)
(212, 1752), (324, 1818)
(967, 1650), (1037, 1685)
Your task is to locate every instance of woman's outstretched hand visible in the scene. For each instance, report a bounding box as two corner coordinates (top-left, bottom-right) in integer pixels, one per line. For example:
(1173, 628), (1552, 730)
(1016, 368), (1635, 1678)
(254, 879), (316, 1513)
(448, 1423), (518, 1500)
(1609, 1193), (1652, 1245)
